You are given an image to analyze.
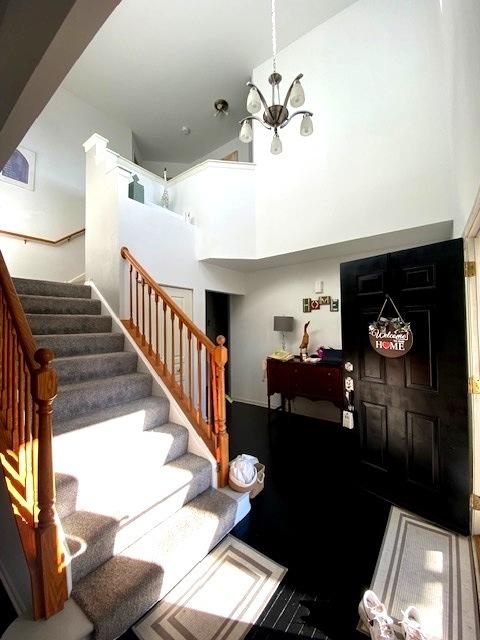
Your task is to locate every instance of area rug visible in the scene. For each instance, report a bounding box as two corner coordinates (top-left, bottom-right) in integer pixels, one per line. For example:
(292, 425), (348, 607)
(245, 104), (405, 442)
(359, 507), (479, 640)
(133, 535), (287, 640)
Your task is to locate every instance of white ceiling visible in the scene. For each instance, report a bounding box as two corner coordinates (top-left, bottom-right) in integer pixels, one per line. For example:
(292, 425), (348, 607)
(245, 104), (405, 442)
(62, 0), (357, 162)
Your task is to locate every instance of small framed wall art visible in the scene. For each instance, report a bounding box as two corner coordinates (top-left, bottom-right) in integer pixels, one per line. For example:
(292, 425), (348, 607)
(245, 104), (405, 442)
(0, 146), (36, 190)
(330, 299), (339, 312)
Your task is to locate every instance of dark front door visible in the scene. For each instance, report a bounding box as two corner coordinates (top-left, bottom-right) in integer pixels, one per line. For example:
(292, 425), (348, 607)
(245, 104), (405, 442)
(341, 239), (470, 534)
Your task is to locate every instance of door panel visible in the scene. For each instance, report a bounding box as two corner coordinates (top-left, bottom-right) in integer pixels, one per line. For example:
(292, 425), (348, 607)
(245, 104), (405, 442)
(341, 239), (469, 533)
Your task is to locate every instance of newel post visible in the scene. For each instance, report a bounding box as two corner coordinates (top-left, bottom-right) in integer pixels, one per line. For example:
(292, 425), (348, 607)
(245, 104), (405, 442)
(32, 348), (68, 618)
(214, 336), (229, 487)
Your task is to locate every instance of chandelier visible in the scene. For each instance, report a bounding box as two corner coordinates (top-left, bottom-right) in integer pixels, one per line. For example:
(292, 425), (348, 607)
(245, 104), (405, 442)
(239, 0), (313, 155)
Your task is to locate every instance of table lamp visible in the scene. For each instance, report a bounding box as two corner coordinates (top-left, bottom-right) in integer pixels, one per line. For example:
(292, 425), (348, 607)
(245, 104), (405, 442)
(274, 316), (294, 351)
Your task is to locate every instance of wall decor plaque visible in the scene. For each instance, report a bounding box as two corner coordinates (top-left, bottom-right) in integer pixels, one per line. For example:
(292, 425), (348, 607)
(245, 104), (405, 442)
(369, 295), (413, 358)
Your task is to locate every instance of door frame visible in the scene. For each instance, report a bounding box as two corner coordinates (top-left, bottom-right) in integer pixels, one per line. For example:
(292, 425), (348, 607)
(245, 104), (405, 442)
(463, 187), (480, 535)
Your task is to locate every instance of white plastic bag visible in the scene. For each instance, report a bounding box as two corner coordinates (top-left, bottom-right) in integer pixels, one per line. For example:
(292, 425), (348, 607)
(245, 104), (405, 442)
(229, 454), (259, 485)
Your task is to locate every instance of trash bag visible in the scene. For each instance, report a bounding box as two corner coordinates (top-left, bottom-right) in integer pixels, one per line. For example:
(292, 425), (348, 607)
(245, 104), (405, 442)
(229, 454), (259, 490)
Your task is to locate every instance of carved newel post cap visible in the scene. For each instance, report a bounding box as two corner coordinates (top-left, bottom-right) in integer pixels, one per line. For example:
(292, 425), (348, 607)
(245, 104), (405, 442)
(34, 348), (55, 367)
(216, 335), (226, 347)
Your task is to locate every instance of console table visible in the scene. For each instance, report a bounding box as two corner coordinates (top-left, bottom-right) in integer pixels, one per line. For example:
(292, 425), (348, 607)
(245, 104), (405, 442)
(266, 357), (343, 412)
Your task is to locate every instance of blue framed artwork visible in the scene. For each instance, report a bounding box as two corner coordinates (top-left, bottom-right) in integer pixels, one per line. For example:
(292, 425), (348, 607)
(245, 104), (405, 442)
(0, 146), (36, 190)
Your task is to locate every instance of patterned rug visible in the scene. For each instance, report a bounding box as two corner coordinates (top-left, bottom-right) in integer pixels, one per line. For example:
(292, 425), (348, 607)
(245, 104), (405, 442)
(133, 535), (287, 640)
(359, 507), (479, 639)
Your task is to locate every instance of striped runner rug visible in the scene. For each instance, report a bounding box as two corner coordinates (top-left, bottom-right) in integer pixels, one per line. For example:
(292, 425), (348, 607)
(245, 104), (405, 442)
(359, 507), (479, 640)
(133, 535), (286, 640)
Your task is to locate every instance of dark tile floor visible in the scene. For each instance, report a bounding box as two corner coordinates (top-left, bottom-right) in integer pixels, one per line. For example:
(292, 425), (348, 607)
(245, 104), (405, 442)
(0, 402), (390, 640)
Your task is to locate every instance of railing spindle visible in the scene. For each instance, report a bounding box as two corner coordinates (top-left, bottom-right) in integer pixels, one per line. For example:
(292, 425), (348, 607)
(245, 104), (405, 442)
(179, 320), (184, 398)
(135, 270), (139, 334)
(188, 330), (192, 410)
(155, 293), (159, 364)
(141, 278), (145, 345)
(197, 340), (202, 421)
(171, 310), (175, 384)
(148, 285), (152, 354)
(207, 351), (212, 428)
(129, 263), (133, 327)
(163, 302), (167, 374)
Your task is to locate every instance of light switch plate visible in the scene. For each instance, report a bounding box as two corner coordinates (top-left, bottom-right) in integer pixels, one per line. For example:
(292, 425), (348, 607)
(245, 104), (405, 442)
(342, 410), (354, 429)
(314, 280), (324, 294)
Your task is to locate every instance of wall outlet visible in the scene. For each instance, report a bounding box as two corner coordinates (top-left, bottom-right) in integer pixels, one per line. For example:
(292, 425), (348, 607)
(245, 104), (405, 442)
(314, 280), (324, 294)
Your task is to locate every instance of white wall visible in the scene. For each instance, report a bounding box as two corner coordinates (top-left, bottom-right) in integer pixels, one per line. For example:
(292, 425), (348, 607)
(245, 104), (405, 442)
(230, 256), (343, 421)
(168, 161), (256, 260)
(0, 87), (132, 281)
(252, 0), (457, 257)
(84, 137), (246, 326)
(440, 0), (480, 235)
(141, 137), (252, 179)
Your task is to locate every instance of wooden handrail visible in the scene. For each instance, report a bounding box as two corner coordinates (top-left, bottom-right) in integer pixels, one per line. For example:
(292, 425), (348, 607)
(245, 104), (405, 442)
(0, 250), (67, 619)
(120, 246), (229, 486)
(0, 228), (85, 246)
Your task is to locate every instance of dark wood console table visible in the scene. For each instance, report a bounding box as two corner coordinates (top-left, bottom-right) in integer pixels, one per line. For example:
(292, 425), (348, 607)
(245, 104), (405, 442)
(266, 357), (343, 412)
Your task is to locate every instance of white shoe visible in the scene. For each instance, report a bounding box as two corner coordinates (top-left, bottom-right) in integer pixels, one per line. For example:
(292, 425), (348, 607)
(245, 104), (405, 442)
(400, 606), (429, 640)
(359, 590), (395, 640)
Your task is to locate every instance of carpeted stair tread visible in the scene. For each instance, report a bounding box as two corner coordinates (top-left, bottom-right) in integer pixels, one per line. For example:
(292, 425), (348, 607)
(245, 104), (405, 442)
(28, 313), (112, 335)
(54, 351), (138, 384)
(13, 277), (91, 299)
(72, 488), (237, 640)
(53, 395), (171, 437)
(62, 453), (212, 583)
(54, 428), (194, 518)
(35, 332), (125, 357)
(19, 294), (101, 315)
(54, 372), (152, 421)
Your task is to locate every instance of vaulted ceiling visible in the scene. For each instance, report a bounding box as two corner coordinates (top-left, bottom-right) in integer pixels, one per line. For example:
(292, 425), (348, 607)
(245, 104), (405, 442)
(62, 0), (358, 162)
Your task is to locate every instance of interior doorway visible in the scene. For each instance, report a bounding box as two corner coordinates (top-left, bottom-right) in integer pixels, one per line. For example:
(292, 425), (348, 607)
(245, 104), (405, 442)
(162, 285), (193, 386)
(205, 291), (230, 394)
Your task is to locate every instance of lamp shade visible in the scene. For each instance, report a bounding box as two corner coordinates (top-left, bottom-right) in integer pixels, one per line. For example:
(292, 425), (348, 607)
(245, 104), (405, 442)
(274, 316), (294, 332)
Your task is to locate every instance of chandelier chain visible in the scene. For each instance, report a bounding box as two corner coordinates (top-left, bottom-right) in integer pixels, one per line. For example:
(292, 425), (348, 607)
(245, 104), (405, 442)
(271, 0), (277, 73)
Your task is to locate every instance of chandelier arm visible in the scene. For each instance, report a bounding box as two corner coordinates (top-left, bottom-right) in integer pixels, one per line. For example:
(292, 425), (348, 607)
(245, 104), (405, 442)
(282, 74), (304, 110)
(279, 110), (313, 129)
(246, 82), (270, 114)
(239, 115), (272, 131)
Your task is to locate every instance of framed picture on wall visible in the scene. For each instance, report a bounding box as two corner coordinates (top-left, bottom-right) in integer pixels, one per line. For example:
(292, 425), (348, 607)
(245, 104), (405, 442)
(0, 146), (36, 190)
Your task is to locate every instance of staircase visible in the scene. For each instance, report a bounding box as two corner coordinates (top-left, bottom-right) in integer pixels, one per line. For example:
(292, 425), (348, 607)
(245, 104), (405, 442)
(13, 277), (237, 640)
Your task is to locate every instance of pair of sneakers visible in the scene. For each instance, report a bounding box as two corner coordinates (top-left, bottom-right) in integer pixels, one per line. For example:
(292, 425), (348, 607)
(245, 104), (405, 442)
(359, 590), (429, 640)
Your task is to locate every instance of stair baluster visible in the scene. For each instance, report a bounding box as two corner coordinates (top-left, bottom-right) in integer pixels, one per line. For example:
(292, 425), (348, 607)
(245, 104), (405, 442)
(120, 247), (230, 486)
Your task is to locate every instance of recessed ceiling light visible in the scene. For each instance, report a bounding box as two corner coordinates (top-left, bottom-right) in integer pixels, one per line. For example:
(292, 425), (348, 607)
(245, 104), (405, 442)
(181, 125), (191, 135)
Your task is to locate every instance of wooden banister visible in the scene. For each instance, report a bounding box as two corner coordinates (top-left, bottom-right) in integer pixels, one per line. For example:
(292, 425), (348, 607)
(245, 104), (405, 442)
(120, 246), (230, 486)
(0, 251), (67, 619)
(0, 228), (85, 246)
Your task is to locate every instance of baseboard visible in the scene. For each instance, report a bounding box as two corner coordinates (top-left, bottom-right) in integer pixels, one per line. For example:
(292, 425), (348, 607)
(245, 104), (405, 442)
(231, 396), (272, 409)
(67, 273), (86, 284)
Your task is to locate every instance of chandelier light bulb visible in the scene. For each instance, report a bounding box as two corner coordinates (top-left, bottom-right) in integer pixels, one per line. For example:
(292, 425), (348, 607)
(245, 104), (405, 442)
(239, 120), (253, 144)
(290, 80), (305, 108)
(270, 133), (283, 155)
(300, 114), (313, 136)
(246, 87), (262, 114)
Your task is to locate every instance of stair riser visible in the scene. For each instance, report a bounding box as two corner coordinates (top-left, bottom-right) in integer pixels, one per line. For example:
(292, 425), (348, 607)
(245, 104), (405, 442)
(13, 278), (91, 299)
(68, 464), (212, 583)
(54, 376), (152, 422)
(56, 473), (79, 520)
(20, 295), (101, 315)
(28, 314), (112, 335)
(55, 353), (138, 385)
(35, 333), (125, 357)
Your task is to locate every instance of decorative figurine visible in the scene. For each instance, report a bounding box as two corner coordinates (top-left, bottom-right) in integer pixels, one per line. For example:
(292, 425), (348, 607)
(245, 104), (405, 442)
(299, 321), (310, 360)
(160, 167), (169, 209)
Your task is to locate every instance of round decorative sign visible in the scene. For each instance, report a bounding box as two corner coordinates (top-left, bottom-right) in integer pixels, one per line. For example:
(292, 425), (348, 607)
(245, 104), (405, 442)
(369, 322), (413, 358)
